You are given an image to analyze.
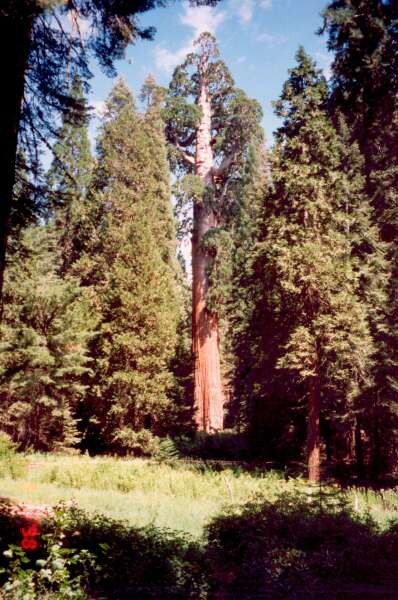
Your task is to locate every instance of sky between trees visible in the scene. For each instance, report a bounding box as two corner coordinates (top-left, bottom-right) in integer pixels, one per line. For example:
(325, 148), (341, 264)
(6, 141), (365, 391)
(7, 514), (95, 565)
(86, 0), (331, 144)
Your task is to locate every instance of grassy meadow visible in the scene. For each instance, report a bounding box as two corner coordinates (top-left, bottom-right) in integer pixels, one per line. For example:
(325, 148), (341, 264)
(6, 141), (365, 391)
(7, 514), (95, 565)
(2, 453), (398, 536)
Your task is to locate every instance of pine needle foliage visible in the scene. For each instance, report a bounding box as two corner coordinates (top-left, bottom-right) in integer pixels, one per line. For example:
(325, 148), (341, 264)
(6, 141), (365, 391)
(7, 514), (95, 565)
(78, 79), (181, 452)
(0, 226), (95, 451)
(247, 49), (379, 473)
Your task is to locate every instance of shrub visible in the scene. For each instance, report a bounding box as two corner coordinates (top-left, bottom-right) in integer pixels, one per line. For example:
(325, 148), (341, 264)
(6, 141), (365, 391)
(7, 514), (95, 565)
(204, 491), (398, 598)
(112, 428), (160, 457)
(0, 500), (26, 576)
(154, 436), (181, 461)
(0, 503), (206, 599)
(0, 432), (26, 479)
(2, 489), (398, 599)
(0, 501), (93, 599)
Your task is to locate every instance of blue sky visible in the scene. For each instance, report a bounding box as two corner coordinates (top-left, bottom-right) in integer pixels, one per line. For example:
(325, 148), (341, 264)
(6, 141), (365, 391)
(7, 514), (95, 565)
(87, 0), (332, 145)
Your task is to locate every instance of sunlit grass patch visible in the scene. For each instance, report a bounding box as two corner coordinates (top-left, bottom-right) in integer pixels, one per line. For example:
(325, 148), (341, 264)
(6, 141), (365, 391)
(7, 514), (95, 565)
(1, 453), (398, 535)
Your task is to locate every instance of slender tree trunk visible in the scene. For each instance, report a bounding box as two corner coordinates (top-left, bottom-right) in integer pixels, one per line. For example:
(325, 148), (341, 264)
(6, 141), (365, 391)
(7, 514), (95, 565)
(354, 416), (364, 480)
(192, 60), (224, 432)
(307, 372), (321, 483)
(0, 14), (32, 314)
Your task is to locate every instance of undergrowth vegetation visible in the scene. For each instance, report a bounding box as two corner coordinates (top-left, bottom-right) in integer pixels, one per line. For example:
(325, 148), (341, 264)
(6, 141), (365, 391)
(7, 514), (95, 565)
(2, 450), (398, 597)
(1, 453), (398, 536)
(1, 493), (398, 599)
(0, 433), (26, 480)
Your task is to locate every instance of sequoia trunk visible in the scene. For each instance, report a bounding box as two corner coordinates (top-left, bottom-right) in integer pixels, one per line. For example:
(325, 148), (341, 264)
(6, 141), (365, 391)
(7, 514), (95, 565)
(0, 14), (32, 314)
(192, 61), (224, 432)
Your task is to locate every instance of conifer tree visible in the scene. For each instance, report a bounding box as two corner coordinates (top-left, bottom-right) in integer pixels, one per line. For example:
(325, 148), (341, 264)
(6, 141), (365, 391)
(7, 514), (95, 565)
(0, 225), (95, 451)
(322, 0), (398, 472)
(254, 49), (376, 482)
(80, 79), (180, 453)
(164, 33), (262, 432)
(228, 141), (270, 430)
(47, 77), (93, 274)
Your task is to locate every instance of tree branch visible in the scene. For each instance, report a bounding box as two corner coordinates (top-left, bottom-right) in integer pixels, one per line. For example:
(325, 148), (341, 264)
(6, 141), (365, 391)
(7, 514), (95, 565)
(213, 146), (239, 178)
(176, 144), (195, 167)
(178, 131), (196, 147)
(68, 1), (85, 49)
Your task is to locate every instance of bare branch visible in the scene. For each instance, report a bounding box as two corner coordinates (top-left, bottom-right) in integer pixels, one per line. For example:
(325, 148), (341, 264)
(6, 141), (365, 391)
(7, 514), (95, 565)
(25, 103), (79, 188)
(50, 12), (80, 58)
(219, 174), (230, 199)
(176, 145), (195, 167)
(68, 0), (86, 49)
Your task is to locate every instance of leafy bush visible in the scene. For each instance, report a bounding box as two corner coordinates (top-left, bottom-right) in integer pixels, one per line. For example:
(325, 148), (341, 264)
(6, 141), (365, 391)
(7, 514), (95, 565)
(0, 432), (26, 479)
(49, 504), (206, 598)
(0, 542), (92, 599)
(2, 489), (398, 599)
(112, 428), (160, 457)
(0, 503), (206, 599)
(204, 491), (398, 598)
(0, 500), (26, 574)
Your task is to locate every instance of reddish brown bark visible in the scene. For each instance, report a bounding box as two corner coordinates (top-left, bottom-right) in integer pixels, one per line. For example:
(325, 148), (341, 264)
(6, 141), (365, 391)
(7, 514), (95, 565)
(307, 373), (321, 483)
(192, 55), (224, 432)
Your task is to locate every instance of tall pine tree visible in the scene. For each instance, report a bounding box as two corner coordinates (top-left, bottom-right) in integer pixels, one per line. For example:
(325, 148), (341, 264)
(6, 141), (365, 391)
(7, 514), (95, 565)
(227, 141), (270, 431)
(322, 0), (398, 473)
(78, 79), (180, 453)
(0, 225), (95, 451)
(251, 49), (377, 481)
(47, 76), (93, 275)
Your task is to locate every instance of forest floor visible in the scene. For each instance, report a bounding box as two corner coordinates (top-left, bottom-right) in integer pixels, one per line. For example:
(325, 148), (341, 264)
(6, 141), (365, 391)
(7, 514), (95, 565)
(1, 453), (398, 536)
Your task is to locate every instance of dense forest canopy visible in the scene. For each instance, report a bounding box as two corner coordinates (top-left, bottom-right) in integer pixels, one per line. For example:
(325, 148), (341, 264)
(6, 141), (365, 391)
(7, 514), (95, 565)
(0, 0), (397, 485)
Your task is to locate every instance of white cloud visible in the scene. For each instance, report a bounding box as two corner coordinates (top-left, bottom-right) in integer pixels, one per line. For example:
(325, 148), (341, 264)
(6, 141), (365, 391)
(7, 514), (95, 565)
(155, 42), (194, 73)
(238, 0), (255, 24)
(236, 56), (247, 64)
(256, 31), (287, 45)
(180, 4), (226, 36)
(229, 0), (272, 25)
(66, 11), (91, 38)
(154, 2), (226, 74)
(76, 17), (90, 36)
(91, 100), (106, 118)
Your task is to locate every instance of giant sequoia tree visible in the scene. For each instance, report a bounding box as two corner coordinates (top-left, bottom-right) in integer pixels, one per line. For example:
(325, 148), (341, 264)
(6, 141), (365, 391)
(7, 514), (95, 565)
(164, 33), (262, 432)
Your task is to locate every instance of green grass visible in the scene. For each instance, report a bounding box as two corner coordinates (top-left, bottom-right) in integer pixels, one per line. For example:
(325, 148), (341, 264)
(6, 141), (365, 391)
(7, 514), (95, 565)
(1, 453), (398, 536)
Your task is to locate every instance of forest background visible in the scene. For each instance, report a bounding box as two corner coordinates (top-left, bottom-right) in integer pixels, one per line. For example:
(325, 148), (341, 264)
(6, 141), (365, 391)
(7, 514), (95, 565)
(0, 1), (397, 598)
(0, 0), (397, 486)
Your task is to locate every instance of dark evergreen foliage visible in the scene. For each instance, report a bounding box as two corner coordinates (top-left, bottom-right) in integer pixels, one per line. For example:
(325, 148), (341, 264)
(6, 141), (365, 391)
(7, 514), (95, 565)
(74, 79), (182, 452)
(322, 0), (398, 474)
